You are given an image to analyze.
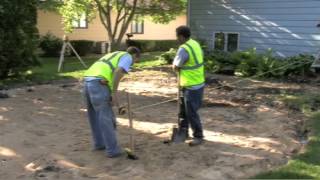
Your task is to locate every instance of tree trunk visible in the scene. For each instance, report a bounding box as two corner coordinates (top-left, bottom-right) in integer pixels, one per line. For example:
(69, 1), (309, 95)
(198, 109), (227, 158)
(97, 0), (138, 53)
(108, 39), (122, 52)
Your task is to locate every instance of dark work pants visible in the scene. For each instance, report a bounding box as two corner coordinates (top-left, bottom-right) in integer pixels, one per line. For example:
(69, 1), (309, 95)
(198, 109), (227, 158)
(179, 87), (204, 138)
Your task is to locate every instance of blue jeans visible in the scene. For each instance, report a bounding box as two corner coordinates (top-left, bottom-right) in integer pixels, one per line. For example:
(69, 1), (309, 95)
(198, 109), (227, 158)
(83, 79), (121, 157)
(179, 87), (204, 138)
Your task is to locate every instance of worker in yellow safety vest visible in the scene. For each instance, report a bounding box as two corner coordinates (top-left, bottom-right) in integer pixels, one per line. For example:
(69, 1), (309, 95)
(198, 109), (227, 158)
(83, 46), (140, 158)
(172, 26), (205, 146)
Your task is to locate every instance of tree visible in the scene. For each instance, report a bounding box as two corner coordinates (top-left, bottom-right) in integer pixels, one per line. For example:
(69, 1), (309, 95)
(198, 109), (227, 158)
(0, 0), (39, 79)
(41, 0), (186, 51)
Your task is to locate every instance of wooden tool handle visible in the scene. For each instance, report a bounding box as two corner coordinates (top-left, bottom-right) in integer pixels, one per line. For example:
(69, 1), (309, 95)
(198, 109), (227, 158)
(127, 92), (134, 152)
(177, 72), (181, 125)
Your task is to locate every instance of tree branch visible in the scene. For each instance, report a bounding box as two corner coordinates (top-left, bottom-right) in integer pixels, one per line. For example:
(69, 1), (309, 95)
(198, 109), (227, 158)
(116, 0), (138, 45)
(112, 0), (128, 39)
(96, 1), (113, 43)
(95, 0), (113, 37)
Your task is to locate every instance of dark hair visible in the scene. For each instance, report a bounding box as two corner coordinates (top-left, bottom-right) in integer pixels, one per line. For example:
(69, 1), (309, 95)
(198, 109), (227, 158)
(176, 26), (191, 38)
(127, 46), (141, 58)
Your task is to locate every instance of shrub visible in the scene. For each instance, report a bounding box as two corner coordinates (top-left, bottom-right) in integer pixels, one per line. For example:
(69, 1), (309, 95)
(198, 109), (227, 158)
(205, 50), (240, 74)
(205, 48), (315, 78)
(235, 48), (267, 77)
(39, 33), (63, 57)
(283, 54), (314, 76)
(0, 0), (40, 79)
(126, 40), (178, 52)
(158, 48), (177, 64)
(70, 40), (94, 56)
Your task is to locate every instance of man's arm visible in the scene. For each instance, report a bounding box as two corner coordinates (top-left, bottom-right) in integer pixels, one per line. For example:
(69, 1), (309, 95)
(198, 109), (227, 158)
(111, 54), (133, 107)
(172, 48), (189, 71)
(111, 68), (126, 107)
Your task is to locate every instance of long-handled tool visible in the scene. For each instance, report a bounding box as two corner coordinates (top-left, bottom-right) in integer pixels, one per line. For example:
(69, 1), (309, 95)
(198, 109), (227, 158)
(124, 92), (139, 160)
(170, 73), (187, 143)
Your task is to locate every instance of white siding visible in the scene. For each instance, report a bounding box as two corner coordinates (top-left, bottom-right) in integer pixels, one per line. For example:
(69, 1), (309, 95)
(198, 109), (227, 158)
(189, 0), (320, 57)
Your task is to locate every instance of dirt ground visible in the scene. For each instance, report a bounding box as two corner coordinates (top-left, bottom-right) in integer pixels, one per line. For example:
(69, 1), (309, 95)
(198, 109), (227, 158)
(0, 67), (317, 180)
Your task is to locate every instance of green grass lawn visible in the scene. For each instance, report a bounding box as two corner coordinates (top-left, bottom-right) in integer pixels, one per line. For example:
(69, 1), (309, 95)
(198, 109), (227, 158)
(0, 51), (165, 86)
(253, 94), (320, 179)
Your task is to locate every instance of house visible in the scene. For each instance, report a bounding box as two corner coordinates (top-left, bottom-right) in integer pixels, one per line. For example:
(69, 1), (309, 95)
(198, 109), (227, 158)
(188, 0), (320, 57)
(37, 10), (186, 42)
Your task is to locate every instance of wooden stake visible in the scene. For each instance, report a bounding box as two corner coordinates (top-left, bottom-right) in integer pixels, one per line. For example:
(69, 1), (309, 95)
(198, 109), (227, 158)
(177, 72), (181, 125)
(127, 92), (134, 152)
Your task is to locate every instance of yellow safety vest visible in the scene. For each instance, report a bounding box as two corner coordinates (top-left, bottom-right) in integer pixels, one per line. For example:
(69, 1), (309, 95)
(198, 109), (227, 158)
(179, 39), (205, 87)
(84, 51), (129, 91)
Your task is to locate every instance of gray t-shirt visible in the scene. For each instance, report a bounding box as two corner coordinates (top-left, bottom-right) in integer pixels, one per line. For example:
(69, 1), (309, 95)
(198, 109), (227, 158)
(173, 47), (205, 90)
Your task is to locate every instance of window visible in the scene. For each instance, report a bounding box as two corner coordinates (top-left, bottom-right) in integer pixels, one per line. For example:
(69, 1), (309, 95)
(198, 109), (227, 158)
(214, 32), (239, 52)
(131, 18), (144, 34)
(214, 32), (225, 51)
(72, 13), (88, 29)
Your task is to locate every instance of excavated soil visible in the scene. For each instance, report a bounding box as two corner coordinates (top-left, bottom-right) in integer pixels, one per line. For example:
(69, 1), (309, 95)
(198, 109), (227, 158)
(1, 67), (316, 180)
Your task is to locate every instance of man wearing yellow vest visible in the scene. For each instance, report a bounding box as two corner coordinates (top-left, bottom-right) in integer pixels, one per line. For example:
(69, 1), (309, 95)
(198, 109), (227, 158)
(173, 26), (205, 146)
(83, 47), (140, 158)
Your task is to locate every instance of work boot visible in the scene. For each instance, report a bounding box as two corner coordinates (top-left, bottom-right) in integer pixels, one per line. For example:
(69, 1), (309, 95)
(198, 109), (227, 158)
(107, 150), (125, 158)
(172, 128), (188, 144)
(189, 138), (204, 147)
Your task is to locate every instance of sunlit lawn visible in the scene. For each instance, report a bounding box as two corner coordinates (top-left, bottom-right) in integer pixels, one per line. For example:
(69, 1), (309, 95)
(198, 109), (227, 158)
(0, 51), (165, 86)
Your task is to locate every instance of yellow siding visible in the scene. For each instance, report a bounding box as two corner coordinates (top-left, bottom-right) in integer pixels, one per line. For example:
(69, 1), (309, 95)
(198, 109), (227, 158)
(37, 10), (186, 41)
(37, 10), (65, 39)
(130, 16), (186, 40)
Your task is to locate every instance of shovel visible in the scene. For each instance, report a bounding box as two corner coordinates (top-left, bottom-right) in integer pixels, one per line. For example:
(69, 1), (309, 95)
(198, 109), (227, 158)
(170, 72), (187, 144)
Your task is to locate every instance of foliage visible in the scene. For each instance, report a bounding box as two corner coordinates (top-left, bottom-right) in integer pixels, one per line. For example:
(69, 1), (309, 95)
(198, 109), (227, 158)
(205, 50), (239, 74)
(42, 0), (186, 51)
(58, 0), (96, 33)
(127, 40), (178, 52)
(283, 54), (314, 76)
(234, 49), (285, 77)
(205, 48), (315, 78)
(254, 94), (320, 179)
(39, 33), (63, 57)
(38, 0), (63, 12)
(134, 51), (166, 69)
(0, 0), (40, 79)
(70, 40), (94, 56)
(158, 48), (177, 64)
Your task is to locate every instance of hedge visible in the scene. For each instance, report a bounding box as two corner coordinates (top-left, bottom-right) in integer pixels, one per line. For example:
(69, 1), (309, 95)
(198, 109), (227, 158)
(126, 40), (178, 52)
(70, 40), (94, 56)
(39, 33), (63, 57)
